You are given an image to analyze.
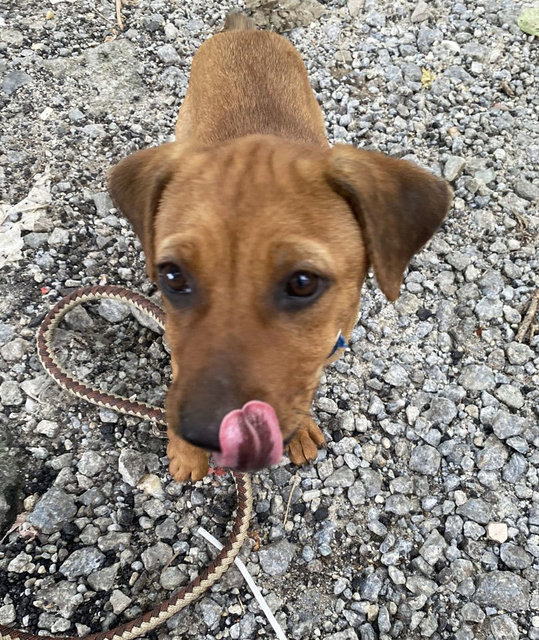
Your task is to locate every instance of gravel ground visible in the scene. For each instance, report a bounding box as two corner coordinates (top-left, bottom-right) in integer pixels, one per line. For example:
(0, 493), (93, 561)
(1, 1), (538, 639)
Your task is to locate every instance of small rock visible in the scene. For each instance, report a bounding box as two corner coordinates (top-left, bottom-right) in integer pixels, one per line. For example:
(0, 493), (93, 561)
(487, 522), (508, 543)
(87, 564), (119, 591)
(118, 449), (146, 486)
(64, 306), (94, 330)
(514, 179), (538, 202)
(36, 419), (60, 438)
(141, 542), (173, 571)
(160, 566), (185, 590)
(325, 466), (355, 488)
(110, 590), (132, 615)
(347, 0), (365, 17)
(459, 364), (494, 391)
(0, 604), (16, 625)
(199, 597), (222, 630)
(490, 615), (519, 640)
(474, 571), (530, 611)
(8, 551), (35, 573)
(77, 451), (106, 477)
(492, 411), (527, 439)
(409, 444), (441, 475)
(48, 227), (70, 246)
(27, 487), (77, 534)
(259, 540), (296, 576)
(59, 547), (105, 579)
(98, 299), (130, 323)
(385, 494), (411, 515)
(424, 397), (457, 426)
(360, 572), (383, 602)
(461, 602), (485, 623)
(419, 529), (447, 565)
(500, 543), (532, 570)
(316, 397), (338, 414)
(383, 364), (409, 387)
(0, 380), (23, 405)
(92, 192), (113, 216)
(1, 338), (29, 362)
(494, 385), (524, 410)
(411, 0), (430, 23)
(477, 435), (508, 470)
(2, 70), (32, 95)
(457, 498), (492, 524)
(156, 43), (180, 65)
(444, 156), (466, 181)
(506, 341), (533, 365)
(503, 453), (528, 484)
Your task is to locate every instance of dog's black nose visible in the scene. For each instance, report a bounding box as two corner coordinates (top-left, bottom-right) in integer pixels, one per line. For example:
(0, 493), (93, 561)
(180, 407), (221, 452)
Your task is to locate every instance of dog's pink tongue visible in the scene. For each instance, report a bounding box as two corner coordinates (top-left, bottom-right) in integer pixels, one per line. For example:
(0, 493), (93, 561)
(214, 401), (283, 471)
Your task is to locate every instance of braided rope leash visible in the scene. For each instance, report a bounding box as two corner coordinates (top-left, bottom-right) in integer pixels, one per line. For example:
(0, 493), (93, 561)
(0, 285), (253, 640)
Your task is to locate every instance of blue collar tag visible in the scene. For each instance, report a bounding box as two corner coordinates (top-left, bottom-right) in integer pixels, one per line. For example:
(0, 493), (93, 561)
(328, 330), (348, 358)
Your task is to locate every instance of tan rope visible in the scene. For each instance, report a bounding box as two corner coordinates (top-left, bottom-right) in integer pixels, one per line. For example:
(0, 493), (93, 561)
(0, 286), (252, 640)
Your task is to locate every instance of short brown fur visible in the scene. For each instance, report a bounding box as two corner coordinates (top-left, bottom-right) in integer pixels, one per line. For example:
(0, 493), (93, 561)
(109, 15), (452, 481)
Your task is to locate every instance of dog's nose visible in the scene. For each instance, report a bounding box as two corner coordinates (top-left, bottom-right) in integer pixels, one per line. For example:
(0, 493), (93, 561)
(180, 409), (221, 452)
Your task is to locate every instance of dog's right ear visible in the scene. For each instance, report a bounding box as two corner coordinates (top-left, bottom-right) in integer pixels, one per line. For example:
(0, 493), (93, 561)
(108, 143), (185, 281)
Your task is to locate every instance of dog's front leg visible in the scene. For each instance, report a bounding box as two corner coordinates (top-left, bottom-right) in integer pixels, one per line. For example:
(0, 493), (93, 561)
(288, 416), (325, 466)
(167, 426), (209, 482)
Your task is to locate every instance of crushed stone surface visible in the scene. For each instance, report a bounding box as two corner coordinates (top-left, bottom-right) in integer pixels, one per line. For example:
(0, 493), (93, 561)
(0, 1), (538, 639)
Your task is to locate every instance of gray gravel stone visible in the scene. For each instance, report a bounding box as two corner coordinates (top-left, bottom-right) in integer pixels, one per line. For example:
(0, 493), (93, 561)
(141, 542), (173, 571)
(87, 564), (119, 591)
(77, 451), (106, 477)
(26, 487), (77, 534)
(409, 444), (441, 475)
(500, 543), (532, 570)
(64, 305), (94, 330)
(419, 529), (447, 565)
(492, 411), (527, 439)
(0, 604), (16, 625)
(444, 156), (465, 181)
(110, 590), (131, 615)
(156, 43), (180, 65)
(2, 70), (32, 95)
(474, 571), (530, 611)
(0, 380), (23, 405)
(118, 449), (146, 486)
(199, 597), (222, 630)
(490, 615), (520, 640)
(59, 547), (105, 579)
(259, 540), (296, 576)
(494, 384), (524, 410)
(506, 341), (533, 365)
(459, 364), (495, 391)
(514, 179), (538, 202)
(503, 453), (528, 484)
(383, 364), (409, 387)
(98, 299), (130, 323)
(325, 466), (355, 488)
(457, 498), (492, 524)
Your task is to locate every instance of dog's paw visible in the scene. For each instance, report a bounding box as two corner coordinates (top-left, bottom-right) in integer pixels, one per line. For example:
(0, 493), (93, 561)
(288, 418), (325, 466)
(167, 432), (209, 483)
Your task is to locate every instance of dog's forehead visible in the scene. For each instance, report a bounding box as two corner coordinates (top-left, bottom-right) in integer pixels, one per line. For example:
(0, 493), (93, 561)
(177, 136), (328, 196)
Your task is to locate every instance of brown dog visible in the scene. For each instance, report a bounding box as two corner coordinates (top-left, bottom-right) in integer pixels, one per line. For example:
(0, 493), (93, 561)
(108, 13), (452, 482)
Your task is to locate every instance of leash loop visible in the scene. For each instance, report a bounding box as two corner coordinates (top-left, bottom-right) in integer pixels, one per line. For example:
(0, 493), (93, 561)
(0, 286), (252, 640)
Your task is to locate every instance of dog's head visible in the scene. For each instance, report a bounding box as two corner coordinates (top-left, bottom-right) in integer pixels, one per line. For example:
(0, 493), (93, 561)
(109, 135), (452, 470)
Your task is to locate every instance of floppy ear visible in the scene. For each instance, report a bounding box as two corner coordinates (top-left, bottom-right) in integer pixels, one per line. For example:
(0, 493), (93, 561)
(326, 145), (452, 301)
(108, 143), (185, 281)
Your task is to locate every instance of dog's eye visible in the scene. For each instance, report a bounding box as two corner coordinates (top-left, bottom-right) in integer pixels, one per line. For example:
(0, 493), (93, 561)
(158, 263), (192, 294)
(285, 271), (320, 298)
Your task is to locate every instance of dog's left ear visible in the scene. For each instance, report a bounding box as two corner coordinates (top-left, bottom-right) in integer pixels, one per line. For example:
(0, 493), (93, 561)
(326, 145), (453, 301)
(108, 143), (185, 281)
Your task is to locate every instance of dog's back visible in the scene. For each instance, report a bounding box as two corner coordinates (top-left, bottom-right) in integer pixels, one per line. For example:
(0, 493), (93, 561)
(175, 14), (328, 147)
